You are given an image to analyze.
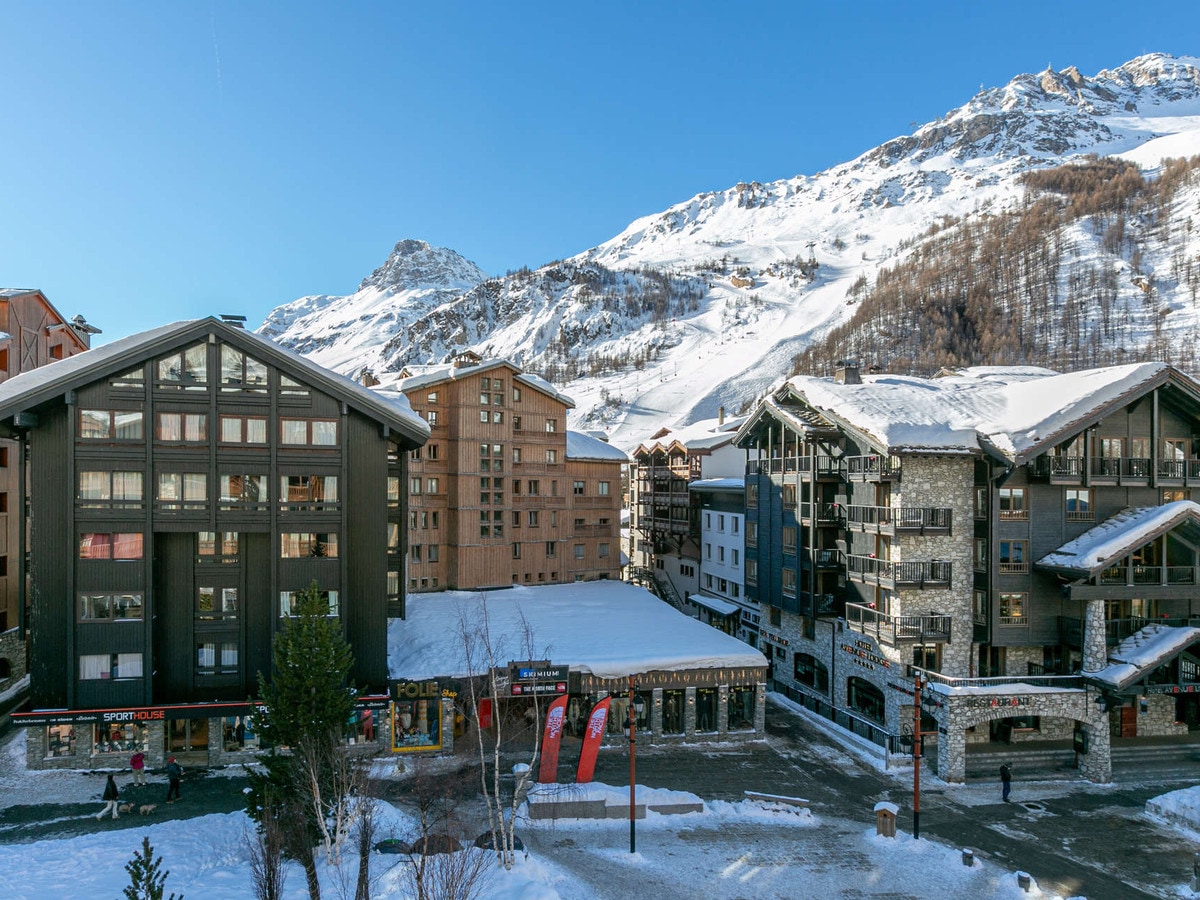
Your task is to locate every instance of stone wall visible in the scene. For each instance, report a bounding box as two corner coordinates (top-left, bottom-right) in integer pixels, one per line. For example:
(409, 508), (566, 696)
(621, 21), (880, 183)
(1003, 646), (1043, 677)
(0, 627), (26, 689)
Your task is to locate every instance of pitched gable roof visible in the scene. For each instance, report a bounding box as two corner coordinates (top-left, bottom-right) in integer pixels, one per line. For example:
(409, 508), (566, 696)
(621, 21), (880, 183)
(0, 317), (430, 446)
(1036, 501), (1200, 577)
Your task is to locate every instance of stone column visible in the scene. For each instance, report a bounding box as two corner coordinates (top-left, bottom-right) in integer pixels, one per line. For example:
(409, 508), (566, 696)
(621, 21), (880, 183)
(1082, 599), (1108, 674)
(755, 683), (767, 734)
(1079, 717), (1113, 783)
(938, 714), (967, 783)
(684, 687), (697, 736)
(651, 689), (663, 741)
(717, 685), (729, 737)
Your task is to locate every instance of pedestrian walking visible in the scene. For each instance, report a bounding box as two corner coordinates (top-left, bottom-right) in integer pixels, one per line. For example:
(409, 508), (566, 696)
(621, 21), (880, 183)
(1000, 762), (1013, 802)
(96, 773), (120, 820)
(130, 750), (146, 786)
(165, 756), (183, 803)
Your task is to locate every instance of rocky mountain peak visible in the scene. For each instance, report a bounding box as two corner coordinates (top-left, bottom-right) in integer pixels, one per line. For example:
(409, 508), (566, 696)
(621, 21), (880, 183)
(357, 239), (488, 294)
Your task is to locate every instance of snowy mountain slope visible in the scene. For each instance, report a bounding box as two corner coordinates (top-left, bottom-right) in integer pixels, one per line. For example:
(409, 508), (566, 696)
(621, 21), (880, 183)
(261, 54), (1200, 450)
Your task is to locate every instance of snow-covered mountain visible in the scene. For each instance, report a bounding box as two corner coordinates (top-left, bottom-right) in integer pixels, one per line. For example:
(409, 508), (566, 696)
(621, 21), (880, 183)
(260, 53), (1200, 450)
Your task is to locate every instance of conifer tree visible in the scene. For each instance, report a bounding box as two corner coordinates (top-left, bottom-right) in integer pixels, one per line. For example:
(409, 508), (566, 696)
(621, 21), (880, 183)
(123, 836), (182, 900)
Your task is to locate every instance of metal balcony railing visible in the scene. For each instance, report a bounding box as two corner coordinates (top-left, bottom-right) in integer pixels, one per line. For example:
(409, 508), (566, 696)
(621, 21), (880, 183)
(842, 505), (951, 534)
(845, 555), (951, 588)
(843, 455), (900, 481)
(844, 601), (952, 644)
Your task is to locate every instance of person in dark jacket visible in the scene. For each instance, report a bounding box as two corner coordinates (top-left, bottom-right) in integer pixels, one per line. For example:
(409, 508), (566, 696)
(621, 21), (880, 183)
(165, 757), (183, 803)
(1000, 762), (1013, 802)
(97, 773), (120, 820)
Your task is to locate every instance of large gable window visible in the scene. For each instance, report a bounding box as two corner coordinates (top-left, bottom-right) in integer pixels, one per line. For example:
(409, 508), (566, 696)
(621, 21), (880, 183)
(220, 346), (268, 393)
(156, 344), (207, 390)
(79, 410), (144, 441)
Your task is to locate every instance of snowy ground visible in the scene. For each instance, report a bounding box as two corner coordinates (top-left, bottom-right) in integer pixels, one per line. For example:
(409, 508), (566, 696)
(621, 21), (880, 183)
(0, 726), (1091, 900)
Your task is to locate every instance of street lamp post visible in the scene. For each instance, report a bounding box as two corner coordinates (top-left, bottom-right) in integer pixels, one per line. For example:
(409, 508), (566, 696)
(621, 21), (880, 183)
(625, 675), (644, 854)
(913, 666), (922, 840)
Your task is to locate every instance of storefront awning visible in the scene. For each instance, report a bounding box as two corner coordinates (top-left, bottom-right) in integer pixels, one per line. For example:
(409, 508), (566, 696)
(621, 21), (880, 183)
(688, 593), (740, 617)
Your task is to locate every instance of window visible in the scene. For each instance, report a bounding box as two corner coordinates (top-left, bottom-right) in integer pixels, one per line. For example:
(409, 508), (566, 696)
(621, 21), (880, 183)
(974, 538), (987, 571)
(973, 590), (988, 624)
(156, 412), (206, 442)
(572, 544), (584, 560)
(732, 549), (739, 567)
(999, 592), (1028, 625)
(79, 652), (143, 680)
(156, 344), (207, 390)
(479, 410), (490, 423)
(428, 545), (439, 562)
(747, 559), (757, 585)
(388, 477), (401, 507)
(219, 473), (268, 508)
(280, 374), (309, 398)
(1065, 488), (1093, 522)
(426, 410), (439, 426)
(426, 391), (438, 403)
(157, 472), (207, 509)
(280, 475), (338, 509)
(782, 526), (797, 552)
(409, 477), (421, 495)
(528, 510), (539, 527)
(794, 653), (829, 693)
(513, 543), (521, 559)
(783, 484), (797, 505)
(80, 410), (144, 440)
(410, 545), (422, 563)
(975, 486), (987, 518)
(598, 481), (610, 496)
(427, 477), (439, 494)
(111, 367), (144, 390)
(782, 568), (796, 596)
(197, 642), (239, 676)
(220, 415), (267, 444)
(718, 514), (725, 531)
(479, 390), (490, 405)
(79, 533), (143, 560)
(1164, 489), (1191, 503)
(388, 523), (401, 552)
(573, 480), (585, 495)
(545, 541), (556, 558)
(281, 419), (338, 446)
(746, 522), (757, 546)
(999, 540), (1028, 573)
(198, 532), (239, 561)
(528, 480), (540, 496)
(705, 543), (712, 559)
(545, 419), (557, 433)
(747, 484), (758, 507)
(847, 677), (885, 723)
(998, 487), (1027, 520)
(546, 449), (558, 464)
(599, 543), (610, 558)
(79, 592), (144, 621)
(280, 590), (339, 617)
(718, 546), (726, 563)
(79, 471), (144, 508)
(220, 346), (268, 393)
(280, 533), (339, 558)
(479, 510), (503, 538)
(196, 586), (238, 621)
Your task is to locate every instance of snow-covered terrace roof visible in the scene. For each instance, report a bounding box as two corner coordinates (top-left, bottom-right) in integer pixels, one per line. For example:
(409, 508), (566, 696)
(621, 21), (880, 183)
(689, 477), (745, 492)
(633, 415), (747, 455)
(0, 318), (430, 446)
(1037, 501), (1200, 576)
(393, 359), (575, 408)
(1090, 624), (1200, 691)
(566, 430), (628, 462)
(777, 362), (1190, 462)
(387, 582), (768, 681)
(687, 593), (740, 616)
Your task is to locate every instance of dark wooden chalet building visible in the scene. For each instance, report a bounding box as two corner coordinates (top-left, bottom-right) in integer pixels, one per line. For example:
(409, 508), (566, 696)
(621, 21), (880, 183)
(0, 317), (428, 769)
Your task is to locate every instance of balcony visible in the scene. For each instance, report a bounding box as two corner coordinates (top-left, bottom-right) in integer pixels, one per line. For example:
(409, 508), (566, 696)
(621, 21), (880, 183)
(812, 548), (841, 569)
(1029, 454), (1199, 485)
(1098, 565), (1198, 586)
(842, 505), (951, 535)
(1059, 614), (1200, 648)
(799, 502), (841, 525)
(843, 455), (900, 482)
(747, 456), (840, 479)
(845, 555), (952, 589)
(845, 601), (952, 645)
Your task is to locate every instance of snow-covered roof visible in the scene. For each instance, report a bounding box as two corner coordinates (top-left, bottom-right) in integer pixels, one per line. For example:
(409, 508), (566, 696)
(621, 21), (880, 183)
(387, 581), (768, 681)
(687, 593), (740, 616)
(566, 430), (628, 462)
(689, 477), (745, 492)
(394, 359), (575, 408)
(633, 415), (747, 455)
(1037, 501), (1200, 574)
(778, 362), (1190, 461)
(1090, 625), (1200, 690)
(0, 318), (430, 446)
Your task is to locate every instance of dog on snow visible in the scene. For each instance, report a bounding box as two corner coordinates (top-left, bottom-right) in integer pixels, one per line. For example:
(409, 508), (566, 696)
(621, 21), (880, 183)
(118, 802), (134, 814)
(139, 803), (157, 815)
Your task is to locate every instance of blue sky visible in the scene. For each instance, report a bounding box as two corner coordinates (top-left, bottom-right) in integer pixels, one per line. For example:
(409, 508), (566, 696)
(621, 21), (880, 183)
(1, 2), (1194, 341)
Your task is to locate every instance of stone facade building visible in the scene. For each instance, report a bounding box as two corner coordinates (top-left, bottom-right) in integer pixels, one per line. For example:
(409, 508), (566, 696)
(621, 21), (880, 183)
(737, 362), (1200, 782)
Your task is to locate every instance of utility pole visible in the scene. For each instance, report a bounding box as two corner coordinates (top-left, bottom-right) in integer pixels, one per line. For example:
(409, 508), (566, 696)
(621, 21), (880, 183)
(913, 666), (922, 840)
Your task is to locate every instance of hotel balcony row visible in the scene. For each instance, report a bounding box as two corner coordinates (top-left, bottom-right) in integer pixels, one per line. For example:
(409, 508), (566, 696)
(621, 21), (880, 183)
(746, 454), (901, 482)
(844, 601), (953, 645)
(1030, 454), (1200, 486)
(1058, 614), (1200, 648)
(844, 554), (952, 590)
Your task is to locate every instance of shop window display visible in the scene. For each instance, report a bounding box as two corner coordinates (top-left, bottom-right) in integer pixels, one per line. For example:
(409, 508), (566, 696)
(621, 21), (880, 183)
(93, 722), (148, 755)
(662, 690), (685, 734)
(696, 687), (718, 732)
(46, 724), (76, 758)
(729, 687), (756, 730)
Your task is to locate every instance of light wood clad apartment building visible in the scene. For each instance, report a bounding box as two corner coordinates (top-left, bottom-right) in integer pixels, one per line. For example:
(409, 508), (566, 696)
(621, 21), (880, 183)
(398, 352), (625, 594)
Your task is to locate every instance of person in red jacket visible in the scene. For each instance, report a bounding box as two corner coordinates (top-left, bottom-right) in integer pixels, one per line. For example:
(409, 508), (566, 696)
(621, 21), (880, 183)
(130, 750), (146, 786)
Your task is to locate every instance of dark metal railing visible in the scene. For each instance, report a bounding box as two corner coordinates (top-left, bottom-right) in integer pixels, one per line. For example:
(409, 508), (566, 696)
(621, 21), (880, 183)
(845, 601), (952, 644)
(842, 504), (951, 533)
(845, 555), (951, 588)
(843, 455), (901, 480)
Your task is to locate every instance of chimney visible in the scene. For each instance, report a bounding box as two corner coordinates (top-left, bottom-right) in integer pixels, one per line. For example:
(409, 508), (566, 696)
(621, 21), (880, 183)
(358, 367), (379, 388)
(219, 314), (247, 329)
(68, 314), (102, 350)
(718, 406), (725, 426)
(834, 359), (861, 385)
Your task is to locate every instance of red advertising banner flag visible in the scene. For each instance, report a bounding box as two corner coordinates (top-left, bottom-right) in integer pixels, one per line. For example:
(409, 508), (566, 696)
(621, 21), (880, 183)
(537, 695), (569, 784)
(478, 698), (493, 730)
(575, 697), (610, 784)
